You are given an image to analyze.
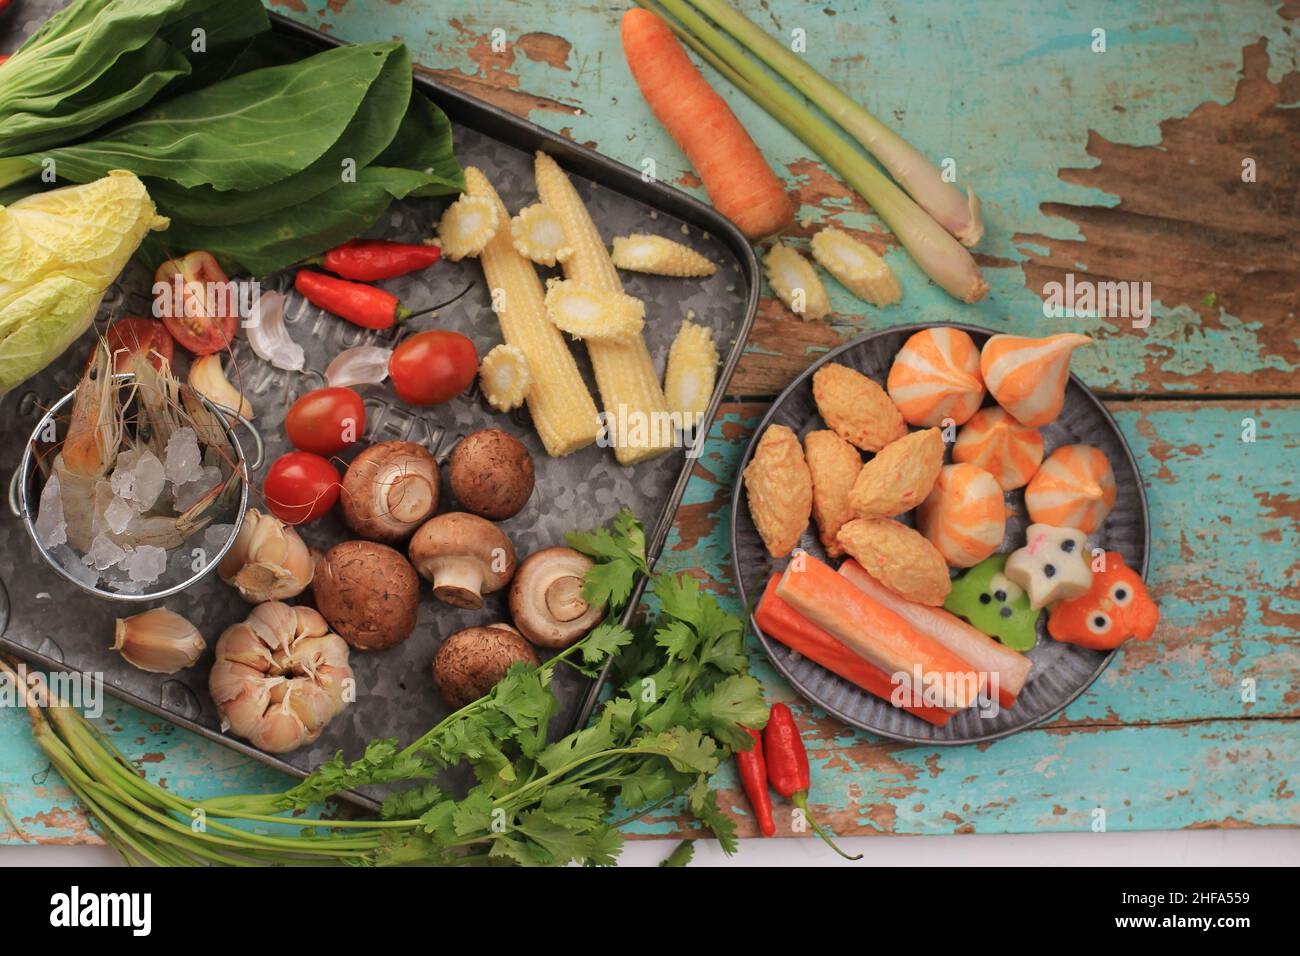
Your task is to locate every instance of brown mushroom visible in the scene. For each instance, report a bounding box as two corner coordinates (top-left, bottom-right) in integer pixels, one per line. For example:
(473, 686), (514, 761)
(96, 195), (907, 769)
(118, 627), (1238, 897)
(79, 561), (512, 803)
(408, 512), (516, 609)
(340, 441), (439, 544)
(313, 540), (420, 651)
(448, 429), (534, 520)
(432, 623), (539, 709)
(508, 547), (606, 648)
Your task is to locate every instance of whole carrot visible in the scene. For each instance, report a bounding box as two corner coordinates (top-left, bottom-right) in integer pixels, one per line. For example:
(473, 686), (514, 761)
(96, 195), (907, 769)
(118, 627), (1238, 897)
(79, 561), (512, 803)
(314, 239), (442, 281)
(764, 703), (862, 860)
(735, 726), (776, 837)
(621, 7), (793, 240)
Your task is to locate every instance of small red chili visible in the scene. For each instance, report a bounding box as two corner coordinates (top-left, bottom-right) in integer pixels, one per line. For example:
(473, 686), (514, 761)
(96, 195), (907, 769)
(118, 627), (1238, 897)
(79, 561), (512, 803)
(764, 703), (862, 860)
(735, 726), (776, 838)
(315, 239), (442, 281)
(295, 270), (413, 330)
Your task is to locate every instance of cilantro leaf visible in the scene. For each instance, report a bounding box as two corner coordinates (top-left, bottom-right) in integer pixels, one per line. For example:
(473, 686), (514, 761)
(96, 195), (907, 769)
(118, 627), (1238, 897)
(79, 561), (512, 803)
(688, 779), (738, 855)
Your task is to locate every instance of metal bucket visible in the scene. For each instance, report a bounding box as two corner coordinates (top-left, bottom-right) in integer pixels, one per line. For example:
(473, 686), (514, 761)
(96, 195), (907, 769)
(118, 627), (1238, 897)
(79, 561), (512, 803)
(8, 379), (264, 603)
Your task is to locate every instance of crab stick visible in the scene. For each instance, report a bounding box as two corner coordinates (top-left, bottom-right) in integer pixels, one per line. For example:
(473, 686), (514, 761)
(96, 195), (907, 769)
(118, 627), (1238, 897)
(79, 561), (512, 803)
(839, 559), (1032, 708)
(755, 576), (954, 727)
(777, 554), (984, 709)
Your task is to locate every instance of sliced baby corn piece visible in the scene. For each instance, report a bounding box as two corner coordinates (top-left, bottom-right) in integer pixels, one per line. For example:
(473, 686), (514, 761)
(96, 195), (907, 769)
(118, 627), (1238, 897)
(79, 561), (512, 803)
(534, 150), (672, 465)
(464, 166), (600, 456)
(811, 226), (901, 307)
(664, 320), (719, 421)
(437, 193), (499, 261)
(544, 279), (645, 340)
(611, 234), (718, 278)
(479, 343), (531, 413)
(764, 243), (832, 320)
(510, 203), (571, 267)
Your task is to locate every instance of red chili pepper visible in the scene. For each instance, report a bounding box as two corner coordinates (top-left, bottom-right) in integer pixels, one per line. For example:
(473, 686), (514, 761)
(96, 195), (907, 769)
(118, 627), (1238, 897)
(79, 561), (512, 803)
(735, 726), (776, 837)
(315, 239), (442, 281)
(295, 270), (413, 330)
(764, 703), (862, 860)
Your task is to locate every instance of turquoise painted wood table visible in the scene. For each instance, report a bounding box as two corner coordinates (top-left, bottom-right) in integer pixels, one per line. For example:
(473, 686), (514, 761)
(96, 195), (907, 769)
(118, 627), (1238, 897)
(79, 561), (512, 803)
(1, 0), (1296, 847)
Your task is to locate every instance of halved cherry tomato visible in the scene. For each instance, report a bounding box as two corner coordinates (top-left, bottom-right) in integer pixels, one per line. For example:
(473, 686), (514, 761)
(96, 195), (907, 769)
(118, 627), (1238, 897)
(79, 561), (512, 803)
(262, 451), (340, 525)
(286, 387), (366, 456)
(388, 330), (477, 406)
(104, 316), (174, 372)
(153, 251), (239, 355)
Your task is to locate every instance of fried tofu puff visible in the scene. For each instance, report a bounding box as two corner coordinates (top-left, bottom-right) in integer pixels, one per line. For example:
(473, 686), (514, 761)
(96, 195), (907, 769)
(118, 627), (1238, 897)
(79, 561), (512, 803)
(803, 430), (862, 558)
(836, 517), (952, 606)
(743, 424), (813, 558)
(812, 363), (907, 453)
(848, 427), (945, 519)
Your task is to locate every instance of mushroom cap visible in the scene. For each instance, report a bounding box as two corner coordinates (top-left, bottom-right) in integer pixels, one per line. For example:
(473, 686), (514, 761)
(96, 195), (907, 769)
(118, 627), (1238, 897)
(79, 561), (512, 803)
(340, 441), (440, 544)
(408, 512), (517, 609)
(448, 429), (535, 520)
(508, 546), (606, 648)
(313, 540), (420, 651)
(432, 624), (540, 709)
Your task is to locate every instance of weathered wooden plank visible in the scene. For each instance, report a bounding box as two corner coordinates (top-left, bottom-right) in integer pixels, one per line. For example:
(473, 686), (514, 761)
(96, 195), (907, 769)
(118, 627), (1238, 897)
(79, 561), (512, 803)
(275, 0), (1300, 397)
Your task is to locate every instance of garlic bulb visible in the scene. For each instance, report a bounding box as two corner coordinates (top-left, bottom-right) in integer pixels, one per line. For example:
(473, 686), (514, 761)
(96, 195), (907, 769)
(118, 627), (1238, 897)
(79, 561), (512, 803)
(113, 608), (207, 674)
(217, 509), (314, 603)
(208, 602), (352, 754)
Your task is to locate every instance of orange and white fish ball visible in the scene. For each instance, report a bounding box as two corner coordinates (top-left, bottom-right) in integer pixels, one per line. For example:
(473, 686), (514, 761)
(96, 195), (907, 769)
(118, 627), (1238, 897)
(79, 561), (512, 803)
(1025, 444), (1117, 534)
(887, 327), (985, 427)
(979, 332), (1091, 427)
(952, 406), (1045, 491)
(917, 463), (1007, 568)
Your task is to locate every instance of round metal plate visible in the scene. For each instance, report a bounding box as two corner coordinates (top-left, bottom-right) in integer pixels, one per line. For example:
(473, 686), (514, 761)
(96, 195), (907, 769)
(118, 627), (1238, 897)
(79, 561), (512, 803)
(730, 323), (1151, 744)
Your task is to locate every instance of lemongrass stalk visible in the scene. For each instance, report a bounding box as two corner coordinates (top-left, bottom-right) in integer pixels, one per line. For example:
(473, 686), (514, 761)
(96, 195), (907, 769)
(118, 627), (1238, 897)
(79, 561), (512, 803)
(684, 0), (983, 246)
(645, 0), (987, 302)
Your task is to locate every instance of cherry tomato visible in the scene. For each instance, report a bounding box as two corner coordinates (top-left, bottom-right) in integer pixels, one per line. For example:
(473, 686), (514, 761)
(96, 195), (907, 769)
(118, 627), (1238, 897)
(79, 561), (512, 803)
(153, 251), (239, 355)
(104, 316), (174, 372)
(388, 330), (477, 406)
(262, 451), (340, 525)
(285, 387), (366, 455)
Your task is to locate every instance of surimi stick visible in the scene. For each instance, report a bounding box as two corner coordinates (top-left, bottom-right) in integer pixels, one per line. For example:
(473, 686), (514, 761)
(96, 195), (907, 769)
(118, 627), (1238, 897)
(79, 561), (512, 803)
(755, 575), (954, 727)
(839, 559), (1032, 708)
(777, 554), (984, 710)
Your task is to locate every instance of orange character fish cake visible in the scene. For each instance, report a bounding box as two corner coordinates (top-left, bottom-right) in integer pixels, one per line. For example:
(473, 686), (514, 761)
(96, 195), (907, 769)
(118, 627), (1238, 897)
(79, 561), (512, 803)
(917, 463), (1007, 568)
(1026, 443), (1116, 534)
(886, 327), (985, 427)
(952, 406), (1044, 491)
(980, 332), (1090, 427)
(1048, 551), (1158, 650)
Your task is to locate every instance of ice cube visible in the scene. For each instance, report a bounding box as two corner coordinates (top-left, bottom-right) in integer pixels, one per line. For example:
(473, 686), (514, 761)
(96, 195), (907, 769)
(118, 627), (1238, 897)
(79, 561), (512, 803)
(104, 496), (135, 535)
(34, 473), (67, 549)
(83, 533), (126, 571)
(203, 523), (236, 549)
(109, 448), (141, 500)
(55, 545), (101, 588)
(164, 428), (203, 485)
(132, 450), (166, 510)
(173, 465), (222, 512)
(123, 544), (167, 585)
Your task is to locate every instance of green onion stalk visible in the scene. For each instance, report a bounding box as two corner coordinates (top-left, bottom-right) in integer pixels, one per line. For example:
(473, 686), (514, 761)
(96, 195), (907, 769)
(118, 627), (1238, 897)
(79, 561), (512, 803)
(681, 0), (984, 247)
(640, 0), (988, 303)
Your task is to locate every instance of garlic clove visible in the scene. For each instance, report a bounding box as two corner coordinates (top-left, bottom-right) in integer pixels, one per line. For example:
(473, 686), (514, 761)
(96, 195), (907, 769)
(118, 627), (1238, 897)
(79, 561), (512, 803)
(219, 509), (313, 603)
(188, 354), (254, 423)
(113, 608), (206, 674)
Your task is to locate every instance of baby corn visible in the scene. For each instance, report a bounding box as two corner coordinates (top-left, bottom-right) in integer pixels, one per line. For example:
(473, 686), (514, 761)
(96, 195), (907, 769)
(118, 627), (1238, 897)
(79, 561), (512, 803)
(437, 194), (498, 261)
(611, 234), (718, 278)
(811, 226), (901, 307)
(465, 166), (600, 456)
(763, 243), (831, 320)
(534, 151), (673, 465)
(545, 279), (645, 339)
(664, 320), (718, 421)
(478, 343), (531, 412)
(510, 203), (571, 267)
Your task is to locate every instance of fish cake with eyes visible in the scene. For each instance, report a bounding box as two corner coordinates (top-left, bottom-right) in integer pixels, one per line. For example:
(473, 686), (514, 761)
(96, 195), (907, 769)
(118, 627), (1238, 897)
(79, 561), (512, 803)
(743, 424), (813, 558)
(812, 363), (907, 453)
(803, 429), (861, 558)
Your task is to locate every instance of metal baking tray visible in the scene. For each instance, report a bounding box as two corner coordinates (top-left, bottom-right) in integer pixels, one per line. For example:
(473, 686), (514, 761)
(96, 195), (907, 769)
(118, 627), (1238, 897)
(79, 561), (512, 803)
(0, 9), (759, 806)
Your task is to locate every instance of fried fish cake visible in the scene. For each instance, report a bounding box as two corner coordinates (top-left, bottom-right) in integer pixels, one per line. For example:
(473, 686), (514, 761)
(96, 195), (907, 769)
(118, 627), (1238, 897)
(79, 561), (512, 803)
(812, 363), (907, 452)
(848, 427), (945, 519)
(743, 424), (813, 557)
(837, 517), (952, 606)
(803, 429), (861, 558)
